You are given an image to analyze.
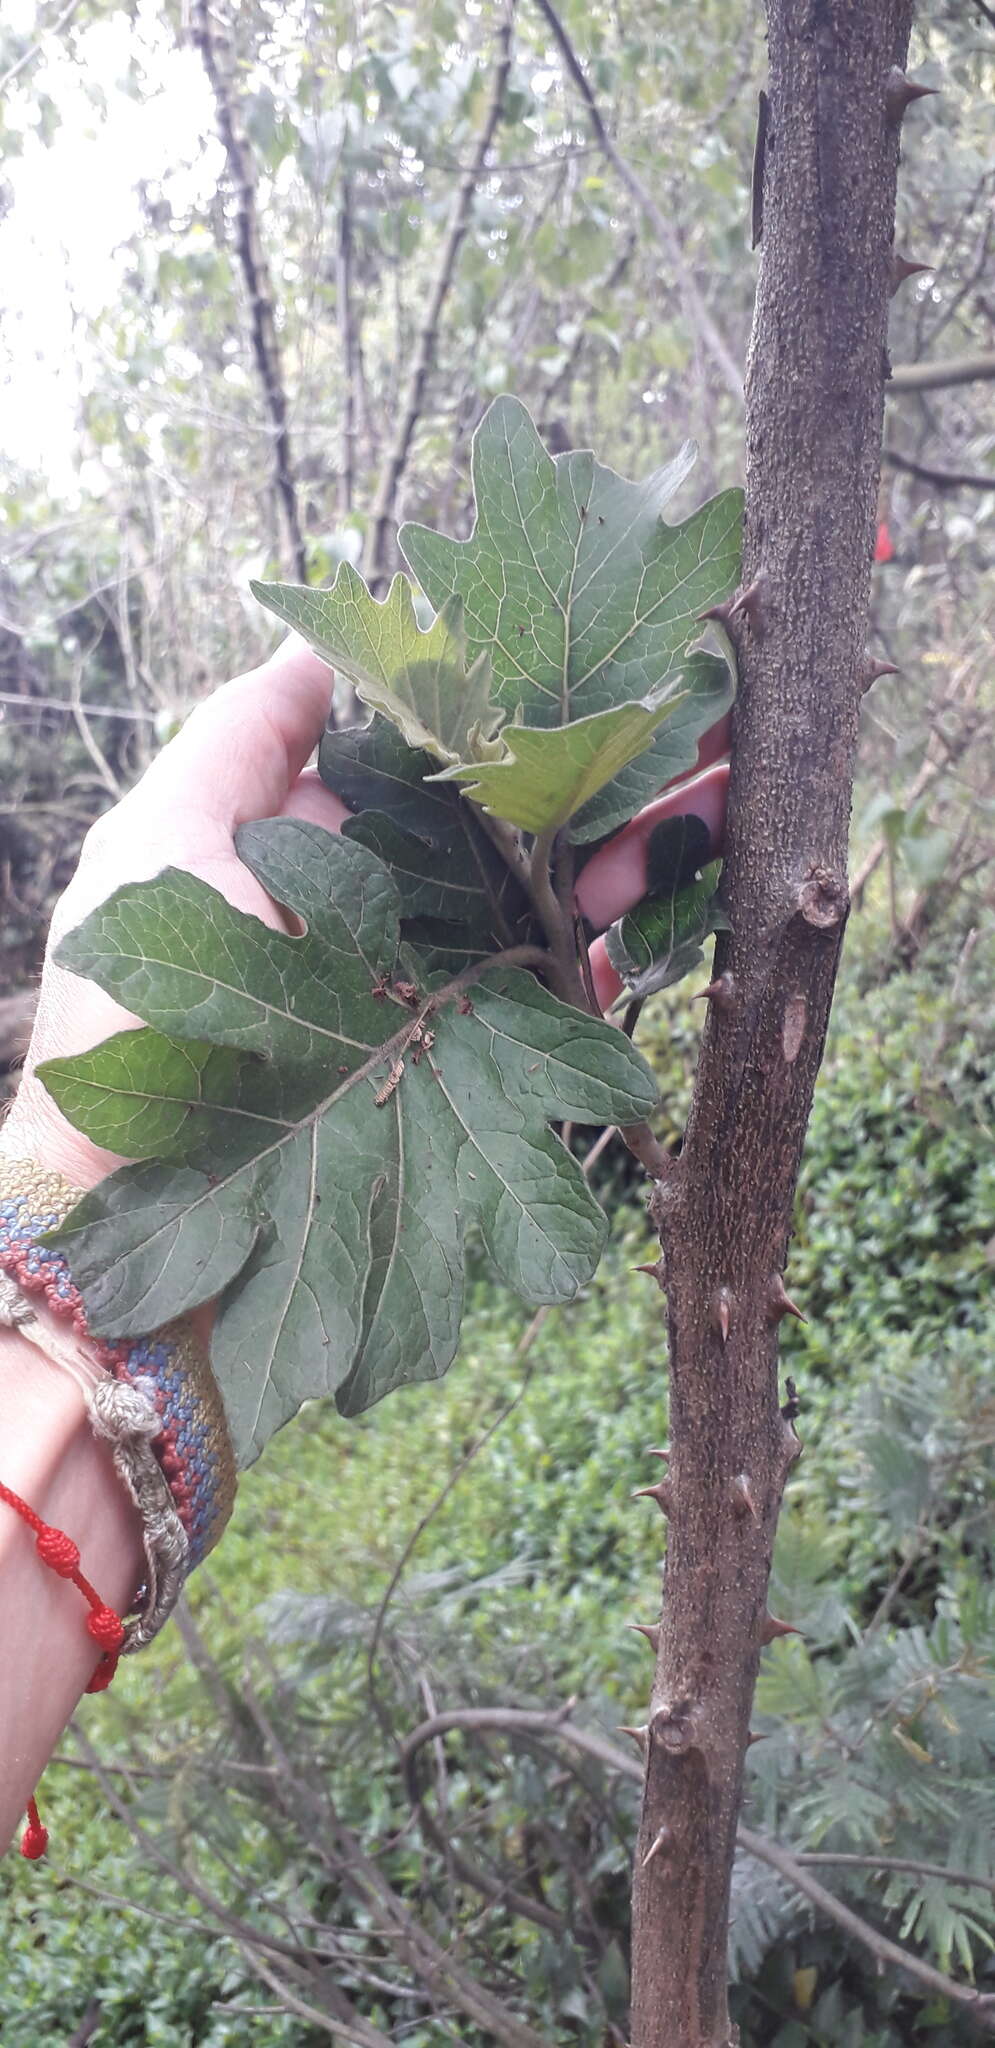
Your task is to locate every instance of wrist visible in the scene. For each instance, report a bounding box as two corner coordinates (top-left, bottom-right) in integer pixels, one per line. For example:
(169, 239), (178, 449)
(0, 1322), (145, 1853)
(0, 1155), (238, 1644)
(1, 1072), (120, 1192)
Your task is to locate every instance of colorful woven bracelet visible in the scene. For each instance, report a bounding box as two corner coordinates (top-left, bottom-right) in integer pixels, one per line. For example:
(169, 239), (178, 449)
(0, 1157), (237, 1647)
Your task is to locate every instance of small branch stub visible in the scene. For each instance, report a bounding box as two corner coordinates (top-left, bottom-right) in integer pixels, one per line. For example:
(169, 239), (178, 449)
(650, 1702), (699, 1755)
(780, 1375), (802, 1421)
(797, 868), (849, 930)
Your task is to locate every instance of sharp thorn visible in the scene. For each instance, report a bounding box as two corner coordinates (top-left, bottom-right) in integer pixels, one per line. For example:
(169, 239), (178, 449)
(860, 656), (901, 694)
(627, 1621), (662, 1652)
(692, 972), (736, 1012)
(747, 1729), (768, 1747)
(645, 1446), (670, 1462)
(618, 1723), (649, 1754)
(695, 597), (736, 628)
(885, 67), (939, 123)
(890, 252), (932, 296)
(640, 1824), (672, 1869)
(761, 1612), (803, 1645)
(632, 1480), (673, 1516)
(730, 574), (767, 638)
(731, 1473), (761, 1522)
(715, 1286), (732, 1345)
(768, 1274), (807, 1325)
(633, 1258), (666, 1288)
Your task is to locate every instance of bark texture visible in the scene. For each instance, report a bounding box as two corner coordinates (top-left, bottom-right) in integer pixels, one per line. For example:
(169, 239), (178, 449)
(628, 6), (915, 2044)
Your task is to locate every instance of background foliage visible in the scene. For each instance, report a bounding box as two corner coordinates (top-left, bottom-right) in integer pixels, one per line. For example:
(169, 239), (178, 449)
(0, 0), (992, 2040)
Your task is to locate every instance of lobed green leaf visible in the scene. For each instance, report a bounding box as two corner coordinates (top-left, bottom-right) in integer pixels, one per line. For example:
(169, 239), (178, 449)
(251, 565), (500, 764)
(42, 822), (657, 1463)
(400, 394), (741, 838)
(432, 689), (688, 833)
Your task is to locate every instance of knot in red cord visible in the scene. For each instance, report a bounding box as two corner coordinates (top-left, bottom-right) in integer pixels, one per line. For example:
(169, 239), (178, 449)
(85, 1605), (125, 1653)
(35, 1525), (81, 1577)
(20, 1799), (48, 1860)
(85, 1651), (120, 1694)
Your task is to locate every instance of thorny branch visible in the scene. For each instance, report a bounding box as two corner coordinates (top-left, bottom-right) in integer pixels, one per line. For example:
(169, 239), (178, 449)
(401, 1705), (995, 2032)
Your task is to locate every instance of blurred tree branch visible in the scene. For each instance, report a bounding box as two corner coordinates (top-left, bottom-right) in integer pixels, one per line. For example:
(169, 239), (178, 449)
(532, 0), (744, 401)
(889, 349), (995, 392)
(192, 0), (309, 586)
(365, 2), (517, 588)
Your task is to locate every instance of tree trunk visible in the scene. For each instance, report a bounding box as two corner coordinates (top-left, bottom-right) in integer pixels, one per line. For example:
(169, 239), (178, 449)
(629, 5), (915, 2043)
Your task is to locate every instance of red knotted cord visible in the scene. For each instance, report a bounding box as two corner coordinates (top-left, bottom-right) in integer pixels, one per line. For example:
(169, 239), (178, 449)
(0, 1477), (124, 1858)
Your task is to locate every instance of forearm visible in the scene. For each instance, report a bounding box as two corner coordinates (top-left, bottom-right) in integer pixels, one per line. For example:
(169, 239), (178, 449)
(0, 1325), (143, 1850)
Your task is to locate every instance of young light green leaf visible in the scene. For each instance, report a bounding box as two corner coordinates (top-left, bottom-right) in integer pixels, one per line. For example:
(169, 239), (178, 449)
(41, 822), (658, 1464)
(251, 564), (500, 763)
(430, 688), (687, 833)
(399, 395), (741, 835)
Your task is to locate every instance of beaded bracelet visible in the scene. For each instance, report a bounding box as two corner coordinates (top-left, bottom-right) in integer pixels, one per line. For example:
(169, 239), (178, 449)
(0, 1157), (237, 1647)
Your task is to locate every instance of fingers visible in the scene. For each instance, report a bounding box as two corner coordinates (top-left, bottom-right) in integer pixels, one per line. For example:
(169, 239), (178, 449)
(279, 768), (352, 834)
(575, 762), (729, 932)
(127, 635), (335, 832)
(588, 936), (624, 1017)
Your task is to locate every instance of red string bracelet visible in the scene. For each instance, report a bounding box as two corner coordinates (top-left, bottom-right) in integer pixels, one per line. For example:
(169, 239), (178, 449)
(0, 1476), (125, 1859)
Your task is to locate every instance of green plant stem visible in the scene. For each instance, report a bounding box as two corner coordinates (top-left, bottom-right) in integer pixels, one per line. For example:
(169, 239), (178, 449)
(528, 826), (588, 1006)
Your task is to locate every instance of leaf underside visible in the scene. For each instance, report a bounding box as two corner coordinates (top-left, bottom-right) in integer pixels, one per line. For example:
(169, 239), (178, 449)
(250, 566), (499, 765)
(430, 689), (689, 833)
(43, 822), (657, 1465)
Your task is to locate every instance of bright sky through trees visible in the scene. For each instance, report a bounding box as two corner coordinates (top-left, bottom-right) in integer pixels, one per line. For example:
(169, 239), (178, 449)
(1, 5), (216, 488)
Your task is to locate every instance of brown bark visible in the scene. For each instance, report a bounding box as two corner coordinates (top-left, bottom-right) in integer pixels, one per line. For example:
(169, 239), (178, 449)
(628, 6), (915, 2044)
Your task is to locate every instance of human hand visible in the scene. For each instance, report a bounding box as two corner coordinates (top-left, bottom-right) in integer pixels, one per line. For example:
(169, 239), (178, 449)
(2, 636), (347, 1191)
(4, 647), (729, 1187)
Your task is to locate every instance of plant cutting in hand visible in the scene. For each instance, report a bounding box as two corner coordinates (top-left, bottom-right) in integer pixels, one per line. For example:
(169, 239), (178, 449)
(38, 394), (741, 1465)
